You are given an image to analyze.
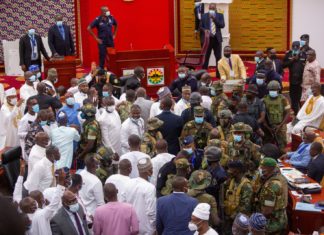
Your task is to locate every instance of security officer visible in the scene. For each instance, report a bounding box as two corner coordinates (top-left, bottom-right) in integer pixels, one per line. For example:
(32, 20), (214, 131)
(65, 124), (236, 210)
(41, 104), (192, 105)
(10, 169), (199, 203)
(262, 80), (290, 154)
(88, 6), (118, 69)
(224, 160), (253, 234)
(95, 146), (114, 184)
(188, 170), (221, 227)
(141, 117), (164, 157)
(227, 122), (261, 179)
(217, 109), (233, 142)
(254, 158), (287, 234)
(206, 139), (230, 168)
(300, 34), (313, 53)
(282, 41), (307, 115)
(210, 81), (229, 119)
(181, 106), (213, 150)
(181, 135), (204, 170)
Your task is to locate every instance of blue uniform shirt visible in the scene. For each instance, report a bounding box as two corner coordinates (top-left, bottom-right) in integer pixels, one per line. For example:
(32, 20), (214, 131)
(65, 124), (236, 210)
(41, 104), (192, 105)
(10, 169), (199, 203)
(58, 103), (81, 128)
(90, 15), (117, 46)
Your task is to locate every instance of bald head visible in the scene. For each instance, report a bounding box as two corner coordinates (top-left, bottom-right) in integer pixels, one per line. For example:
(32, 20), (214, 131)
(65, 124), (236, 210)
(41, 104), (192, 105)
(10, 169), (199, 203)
(128, 134), (141, 149)
(29, 190), (44, 208)
(172, 176), (188, 192)
(37, 82), (47, 94)
(19, 197), (37, 214)
(209, 128), (220, 139)
(62, 190), (77, 210)
(37, 109), (48, 122)
(104, 183), (118, 201)
(35, 132), (49, 147)
(303, 130), (317, 143)
(156, 139), (168, 153)
(136, 87), (146, 98)
(119, 159), (132, 176)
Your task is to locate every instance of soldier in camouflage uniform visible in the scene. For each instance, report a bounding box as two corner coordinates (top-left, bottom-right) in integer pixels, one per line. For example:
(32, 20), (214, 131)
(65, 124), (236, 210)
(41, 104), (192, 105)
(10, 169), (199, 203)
(254, 158), (287, 235)
(227, 122), (261, 179)
(262, 80), (290, 154)
(95, 146), (114, 184)
(224, 160), (253, 234)
(141, 117), (164, 157)
(232, 84), (244, 98)
(210, 81), (229, 119)
(217, 109), (233, 144)
(117, 89), (136, 123)
(181, 106), (213, 150)
(201, 139), (230, 169)
(161, 158), (190, 196)
(188, 170), (221, 227)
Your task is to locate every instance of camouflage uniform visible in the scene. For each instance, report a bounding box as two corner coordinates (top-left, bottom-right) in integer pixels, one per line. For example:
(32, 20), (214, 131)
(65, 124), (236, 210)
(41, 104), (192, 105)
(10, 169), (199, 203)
(203, 139), (230, 168)
(210, 81), (229, 119)
(188, 170), (219, 227)
(181, 106), (213, 149)
(117, 101), (133, 123)
(217, 109), (234, 151)
(254, 158), (288, 235)
(95, 146), (114, 184)
(141, 117), (164, 157)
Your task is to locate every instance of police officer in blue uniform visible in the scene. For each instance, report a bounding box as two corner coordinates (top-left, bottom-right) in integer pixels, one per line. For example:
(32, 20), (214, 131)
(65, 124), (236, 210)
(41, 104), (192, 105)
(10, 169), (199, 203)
(87, 6), (118, 69)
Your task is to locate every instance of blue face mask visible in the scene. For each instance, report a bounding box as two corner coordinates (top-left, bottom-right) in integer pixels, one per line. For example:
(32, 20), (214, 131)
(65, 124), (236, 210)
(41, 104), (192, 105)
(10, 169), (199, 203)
(233, 134), (242, 143)
(269, 90), (278, 98)
(178, 73), (186, 79)
(40, 120), (47, 126)
(102, 91), (109, 97)
(256, 78), (264, 86)
(32, 104), (40, 113)
(56, 21), (63, 27)
(195, 117), (204, 124)
(37, 72), (41, 79)
(28, 29), (35, 36)
(66, 97), (75, 106)
(80, 113), (86, 119)
(300, 40), (306, 47)
(292, 49), (300, 55)
(184, 148), (193, 155)
(210, 89), (216, 96)
(254, 56), (260, 63)
(29, 75), (36, 82)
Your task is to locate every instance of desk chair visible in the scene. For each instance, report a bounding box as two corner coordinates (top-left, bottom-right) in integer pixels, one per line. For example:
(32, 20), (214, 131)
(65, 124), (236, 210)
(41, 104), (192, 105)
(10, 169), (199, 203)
(2, 146), (21, 192)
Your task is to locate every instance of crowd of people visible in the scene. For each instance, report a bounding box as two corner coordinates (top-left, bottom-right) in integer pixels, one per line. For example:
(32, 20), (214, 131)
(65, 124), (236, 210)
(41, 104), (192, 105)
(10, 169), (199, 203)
(1, 4), (324, 235)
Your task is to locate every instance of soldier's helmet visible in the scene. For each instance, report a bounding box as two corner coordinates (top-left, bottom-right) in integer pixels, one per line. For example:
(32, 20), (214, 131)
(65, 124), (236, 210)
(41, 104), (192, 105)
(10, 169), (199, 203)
(189, 92), (202, 105)
(267, 80), (281, 90)
(81, 103), (96, 117)
(96, 146), (114, 167)
(208, 139), (222, 148)
(204, 146), (222, 162)
(219, 109), (232, 119)
(147, 117), (164, 131)
(189, 170), (212, 190)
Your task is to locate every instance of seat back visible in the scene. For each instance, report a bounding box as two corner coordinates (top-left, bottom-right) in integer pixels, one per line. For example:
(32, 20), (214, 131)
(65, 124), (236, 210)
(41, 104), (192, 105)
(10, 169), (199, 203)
(2, 147), (21, 192)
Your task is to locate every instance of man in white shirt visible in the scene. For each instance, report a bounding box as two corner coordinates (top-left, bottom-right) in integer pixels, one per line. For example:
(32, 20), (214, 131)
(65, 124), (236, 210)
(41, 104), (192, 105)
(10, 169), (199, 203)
(105, 159), (132, 201)
(191, 203), (219, 235)
(18, 97), (39, 160)
(97, 96), (122, 155)
(20, 71), (38, 105)
(51, 111), (80, 169)
(124, 158), (156, 235)
(151, 139), (175, 186)
(24, 145), (61, 193)
(0, 87), (24, 149)
(120, 104), (145, 154)
(174, 85), (191, 116)
(150, 86), (173, 118)
(79, 153), (105, 216)
(120, 134), (150, 178)
(42, 68), (58, 97)
(134, 87), (153, 126)
(28, 132), (49, 175)
(74, 78), (89, 107)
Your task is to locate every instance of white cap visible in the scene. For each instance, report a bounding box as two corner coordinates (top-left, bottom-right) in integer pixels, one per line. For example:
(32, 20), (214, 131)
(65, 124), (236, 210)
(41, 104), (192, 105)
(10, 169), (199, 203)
(4, 87), (17, 97)
(192, 203), (210, 220)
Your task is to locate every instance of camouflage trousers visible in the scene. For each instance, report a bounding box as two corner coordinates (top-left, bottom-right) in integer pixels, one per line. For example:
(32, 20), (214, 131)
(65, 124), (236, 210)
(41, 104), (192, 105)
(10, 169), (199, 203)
(265, 209), (287, 235)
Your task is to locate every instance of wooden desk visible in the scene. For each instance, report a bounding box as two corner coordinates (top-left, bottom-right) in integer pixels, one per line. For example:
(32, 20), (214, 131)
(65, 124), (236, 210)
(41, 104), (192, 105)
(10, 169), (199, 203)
(43, 56), (76, 88)
(281, 161), (324, 233)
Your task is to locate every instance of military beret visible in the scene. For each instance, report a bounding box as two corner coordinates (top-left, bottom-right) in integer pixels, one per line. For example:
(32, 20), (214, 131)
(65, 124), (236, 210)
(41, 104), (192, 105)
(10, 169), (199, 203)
(175, 158), (190, 169)
(260, 157), (277, 167)
(183, 135), (194, 145)
(194, 106), (204, 115)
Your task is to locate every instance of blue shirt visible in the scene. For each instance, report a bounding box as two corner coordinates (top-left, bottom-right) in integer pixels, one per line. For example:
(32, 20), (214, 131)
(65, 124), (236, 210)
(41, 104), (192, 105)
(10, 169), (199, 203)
(287, 142), (311, 168)
(58, 103), (80, 128)
(90, 15), (117, 46)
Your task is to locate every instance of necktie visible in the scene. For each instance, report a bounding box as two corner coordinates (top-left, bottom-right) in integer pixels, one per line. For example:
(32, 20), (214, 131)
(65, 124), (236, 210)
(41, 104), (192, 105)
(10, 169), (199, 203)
(73, 213), (85, 235)
(228, 58), (233, 70)
(211, 20), (216, 35)
(31, 36), (37, 60)
(59, 26), (65, 40)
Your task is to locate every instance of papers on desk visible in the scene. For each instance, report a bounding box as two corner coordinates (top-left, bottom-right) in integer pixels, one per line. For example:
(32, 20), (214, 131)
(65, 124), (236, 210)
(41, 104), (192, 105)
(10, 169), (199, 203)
(280, 167), (305, 183)
(295, 202), (321, 212)
(297, 183), (322, 189)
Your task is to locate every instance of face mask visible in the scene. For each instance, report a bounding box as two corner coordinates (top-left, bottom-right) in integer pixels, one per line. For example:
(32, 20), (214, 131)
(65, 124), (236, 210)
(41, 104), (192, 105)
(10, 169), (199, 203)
(69, 202), (79, 213)
(188, 221), (202, 231)
(224, 54), (231, 58)
(80, 112), (86, 119)
(37, 72), (41, 79)
(106, 11), (111, 16)
(56, 21), (63, 27)
(256, 78), (264, 86)
(269, 90), (278, 98)
(210, 89), (216, 96)
(254, 56), (260, 63)
(28, 29), (35, 36)
(233, 134), (242, 143)
(147, 175), (152, 182)
(300, 40), (306, 47)
(195, 117), (204, 124)
(209, 10), (215, 15)
(10, 98), (17, 106)
(40, 120), (48, 126)
(184, 148), (193, 155)
(106, 106), (115, 113)
(66, 97), (75, 106)
(292, 50), (299, 55)
(29, 75), (36, 82)
(178, 73), (186, 79)
(102, 91), (109, 97)
(32, 104), (40, 113)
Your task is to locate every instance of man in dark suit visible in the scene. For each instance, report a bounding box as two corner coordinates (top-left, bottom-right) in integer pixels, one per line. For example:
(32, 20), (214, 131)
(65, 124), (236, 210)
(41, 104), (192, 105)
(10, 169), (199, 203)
(194, 0), (205, 46)
(308, 142), (324, 183)
(266, 48), (284, 76)
(157, 97), (184, 155)
(48, 14), (75, 57)
(200, 3), (225, 71)
(50, 190), (90, 235)
(31, 83), (62, 111)
(157, 176), (198, 235)
(124, 66), (145, 91)
(19, 25), (50, 71)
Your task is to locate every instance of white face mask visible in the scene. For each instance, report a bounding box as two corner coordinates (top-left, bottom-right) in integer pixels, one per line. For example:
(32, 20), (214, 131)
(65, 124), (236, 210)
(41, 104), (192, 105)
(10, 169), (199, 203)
(188, 221), (202, 231)
(10, 98), (17, 106)
(106, 11), (111, 16)
(106, 106), (115, 113)
(69, 202), (79, 213)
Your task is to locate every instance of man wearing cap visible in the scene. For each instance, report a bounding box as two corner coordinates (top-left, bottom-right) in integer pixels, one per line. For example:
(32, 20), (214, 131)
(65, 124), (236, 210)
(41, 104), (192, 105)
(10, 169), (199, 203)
(124, 158), (156, 235)
(217, 109), (233, 143)
(254, 158), (287, 234)
(181, 135), (204, 170)
(157, 176), (198, 235)
(181, 106), (213, 150)
(95, 146), (115, 184)
(74, 78), (89, 107)
(28, 64), (42, 81)
(141, 117), (164, 157)
(283, 41), (307, 114)
(170, 66), (198, 99)
(150, 86), (173, 118)
(51, 111), (80, 169)
(232, 213), (249, 235)
(174, 85), (191, 116)
(210, 81), (229, 119)
(42, 68), (58, 97)
(250, 71), (268, 99)
(248, 213), (267, 235)
(224, 160), (253, 232)
(0, 88), (24, 148)
(188, 170), (220, 227)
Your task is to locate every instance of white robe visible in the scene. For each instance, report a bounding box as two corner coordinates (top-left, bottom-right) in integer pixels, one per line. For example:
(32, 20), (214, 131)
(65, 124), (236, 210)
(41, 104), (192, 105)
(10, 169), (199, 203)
(120, 117), (145, 155)
(18, 112), (37, 160)
(292, 95), (324, 134)
(174, 98), (190, 116)
(97, 109), (122, 155)
(149, 102), (162, 118)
